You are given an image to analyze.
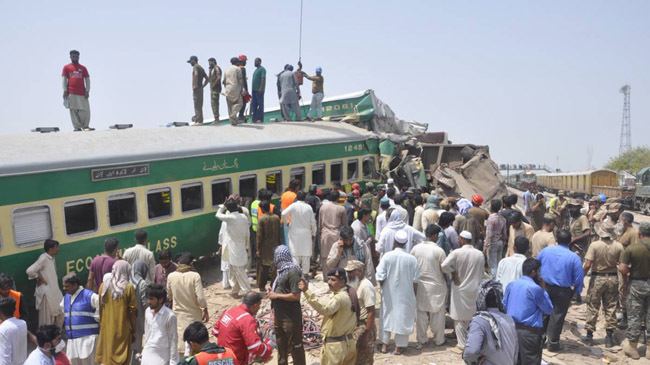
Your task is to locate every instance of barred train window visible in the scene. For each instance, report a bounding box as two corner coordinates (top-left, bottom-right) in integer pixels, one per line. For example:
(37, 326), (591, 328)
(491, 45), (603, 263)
(212, 179), (232, 206)
(290, 167), (305, 190)
(239, 175), (257, 200)
(347, 159), (359, 181)
(312, 164), (326, 186)
(64, 199), (97, 235)
(363, 157), (378, 179)
(266, 171), (283, 196)
(181, 183), (203, 213)
(147, 188), (172, 219)
(13, 205), (53, 247)
(330, 161), (342, 184)
(108, 192), (137, 227)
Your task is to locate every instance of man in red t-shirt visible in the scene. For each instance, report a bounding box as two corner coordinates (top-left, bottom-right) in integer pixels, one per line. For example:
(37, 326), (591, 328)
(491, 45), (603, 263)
(62, 50), (92, 131)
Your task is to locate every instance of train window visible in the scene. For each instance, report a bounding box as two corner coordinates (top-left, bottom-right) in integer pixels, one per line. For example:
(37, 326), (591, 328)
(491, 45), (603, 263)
(363, 157), (377, 179)
(266, 171), (283, 196)
(64, 199), (97, 236)
(347, 159), (359, 181)
(211, 179), (232, 206)
(181, 183), (203, 213)
(330, 161), (342, 184)
(108, 193), (137, 227)
(13, 205), (53, 247)
(147, 188), (172, 220)
(312, 164), (326, 186)
(290, 167), (305, 190)
(239, 175), (257, 200)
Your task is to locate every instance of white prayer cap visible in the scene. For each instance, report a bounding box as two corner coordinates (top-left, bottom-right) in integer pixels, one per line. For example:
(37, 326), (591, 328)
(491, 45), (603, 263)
(459, 230), (473, 240)
(387, 178), (394, 184)
(394, 230), (408, 244)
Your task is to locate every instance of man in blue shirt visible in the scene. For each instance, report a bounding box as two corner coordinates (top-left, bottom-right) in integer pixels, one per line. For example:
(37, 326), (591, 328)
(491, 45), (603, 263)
(536, 229), (584, 352)
(503, 258), (553, 364)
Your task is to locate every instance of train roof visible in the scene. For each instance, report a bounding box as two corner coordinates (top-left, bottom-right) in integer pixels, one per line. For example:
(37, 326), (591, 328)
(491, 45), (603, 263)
(0, 121), (377, 177)
(537, 169), (617, 177)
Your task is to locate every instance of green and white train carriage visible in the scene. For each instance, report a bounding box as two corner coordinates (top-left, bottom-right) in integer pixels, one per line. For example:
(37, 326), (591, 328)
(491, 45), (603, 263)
(0, 121), (381, 312)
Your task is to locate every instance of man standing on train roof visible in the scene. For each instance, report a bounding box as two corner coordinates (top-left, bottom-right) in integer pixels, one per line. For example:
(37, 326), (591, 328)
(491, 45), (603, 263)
(277, 64), (302, 121)
(251, 57), (266, 123)
(224, 57), (244, 126)
(237, 55), (250, 123)
(123, 230), (156, 283)
(187, 55), (208, 125)
(62, 50), (92, 131)
(26, 239), (64, 327)
(303, 66), (324, 121)
(207, 58), (222, 122)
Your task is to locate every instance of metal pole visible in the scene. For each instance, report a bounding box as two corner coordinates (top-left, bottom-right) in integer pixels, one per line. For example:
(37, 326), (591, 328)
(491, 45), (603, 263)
(299, 0), (303, 62)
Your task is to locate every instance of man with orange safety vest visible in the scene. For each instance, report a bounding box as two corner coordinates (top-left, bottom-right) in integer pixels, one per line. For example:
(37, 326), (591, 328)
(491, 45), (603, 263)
(212, 292), (273, 364)
(0, 273), (37, 346)
(180, 322), (238, 365)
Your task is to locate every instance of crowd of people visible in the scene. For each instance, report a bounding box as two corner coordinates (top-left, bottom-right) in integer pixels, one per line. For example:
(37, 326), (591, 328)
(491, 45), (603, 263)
(61, 50), (325, 131)
(1, 178), (650, 364)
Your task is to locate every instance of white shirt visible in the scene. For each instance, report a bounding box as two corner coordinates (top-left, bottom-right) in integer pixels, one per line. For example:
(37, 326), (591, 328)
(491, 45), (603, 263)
(282, 201), (317, 257)
(496, 253), (527, 289)
(445, 226), (460, 251)
(376, 247), (419, 335)
(375, 211), (388, 241)
(26, 253), (63, 317)
(216, 206), (250, 267)
(24, 349), (54, 365)
(142, 306), (179, 365)
(123, 244), (156, 282)
(413, 205), (425, 232)
(411, 241), (448, 313)
(393, 205), (409, 225)
(59, 287), (99, 360)
(441, 244), (485, 321)
(0, 317), (28, 365)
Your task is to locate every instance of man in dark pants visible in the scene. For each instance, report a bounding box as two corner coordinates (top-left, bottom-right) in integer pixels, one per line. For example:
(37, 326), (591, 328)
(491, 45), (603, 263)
(267, 246), (306, 365)
(536, 230), (584, 352)
(237, 55), (249, 122)
(503, 258), (553, 364)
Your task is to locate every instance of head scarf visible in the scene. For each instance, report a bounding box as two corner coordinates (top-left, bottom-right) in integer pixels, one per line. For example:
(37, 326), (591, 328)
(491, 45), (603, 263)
(425, 195), (440, 210)
(131, 260), (148, 285)
(473, 279), (506, 349)
(272, 246), (302, 290)
(102, 260), (131, 301)
(380, 209), (418, 252)
(457, 198), (472, 215)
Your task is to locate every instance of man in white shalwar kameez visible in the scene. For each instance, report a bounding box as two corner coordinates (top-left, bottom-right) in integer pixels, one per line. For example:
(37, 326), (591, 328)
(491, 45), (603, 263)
(441, 230), (485, 350)
(376, 230), (419, 355)
(26, 239), (64, 327)
(374, 198), (391, 241)
(215, 200), (251, 297)
(411, 225), (448, 348)
(377, 209), (425, 255)
(281, 192), (317, 275)
(140, 283), (179, 365)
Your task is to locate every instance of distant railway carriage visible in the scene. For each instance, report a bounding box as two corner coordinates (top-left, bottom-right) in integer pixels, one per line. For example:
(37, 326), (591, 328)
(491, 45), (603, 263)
(0, 122), (381, 315)
(536, 169), (630, 199)
(505, 171), (537, 190)
(635, 167), (650, 214)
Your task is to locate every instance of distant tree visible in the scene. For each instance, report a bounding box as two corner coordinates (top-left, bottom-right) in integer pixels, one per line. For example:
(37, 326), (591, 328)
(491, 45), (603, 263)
(605, 146), (650, 174)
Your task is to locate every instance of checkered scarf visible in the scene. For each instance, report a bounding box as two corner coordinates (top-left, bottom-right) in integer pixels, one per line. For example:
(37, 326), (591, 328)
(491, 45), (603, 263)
(272, 246), (302, 291)
(474, 279), (505, 349)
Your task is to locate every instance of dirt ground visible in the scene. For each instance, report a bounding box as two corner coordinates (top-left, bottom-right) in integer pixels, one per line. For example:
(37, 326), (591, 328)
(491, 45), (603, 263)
(197, 255), (650, 365)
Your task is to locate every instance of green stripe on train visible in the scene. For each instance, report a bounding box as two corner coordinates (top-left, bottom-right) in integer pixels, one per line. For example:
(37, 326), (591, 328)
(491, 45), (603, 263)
(0, 212), (221, 309)
(1, 139), (378, 206)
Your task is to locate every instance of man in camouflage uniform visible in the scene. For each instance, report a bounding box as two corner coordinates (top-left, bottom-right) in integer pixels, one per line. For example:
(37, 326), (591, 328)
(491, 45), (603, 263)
(617, 212), (639, 329)
(207, 58), (222, 121)
(550, 190), (569, 230)
(345, 260), (376, 365)
(620, 222), (650, 360)
(581, 222), (623, 348)
(568, 198), (591, 260)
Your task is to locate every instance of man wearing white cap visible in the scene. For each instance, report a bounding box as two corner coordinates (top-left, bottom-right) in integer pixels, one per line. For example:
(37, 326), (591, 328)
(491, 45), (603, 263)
(386, 178), (395, 190)
(442, 230), (485, 349)
(376, 230), (419, 355)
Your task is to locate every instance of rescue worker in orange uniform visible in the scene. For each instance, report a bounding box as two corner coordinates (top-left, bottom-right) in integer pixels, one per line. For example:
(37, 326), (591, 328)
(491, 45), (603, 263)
(179, 321), (238, 365)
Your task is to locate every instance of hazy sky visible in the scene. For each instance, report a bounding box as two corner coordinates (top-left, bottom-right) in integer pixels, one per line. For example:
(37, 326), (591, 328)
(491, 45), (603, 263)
(1, 1), (648, 171)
